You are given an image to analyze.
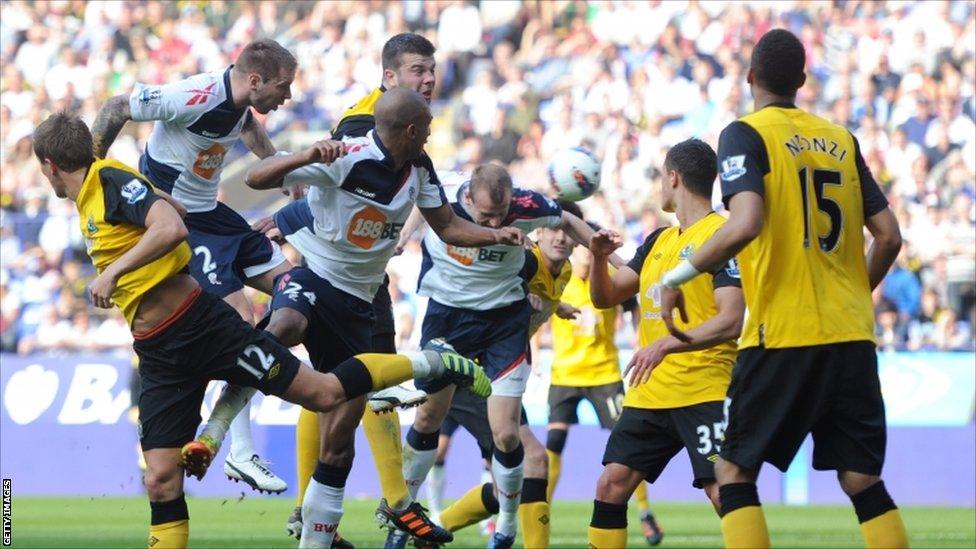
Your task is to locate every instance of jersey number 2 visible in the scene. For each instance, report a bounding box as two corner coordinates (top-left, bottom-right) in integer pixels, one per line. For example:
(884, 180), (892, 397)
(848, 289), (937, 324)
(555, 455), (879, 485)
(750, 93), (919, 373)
(797, 167), (843, 252)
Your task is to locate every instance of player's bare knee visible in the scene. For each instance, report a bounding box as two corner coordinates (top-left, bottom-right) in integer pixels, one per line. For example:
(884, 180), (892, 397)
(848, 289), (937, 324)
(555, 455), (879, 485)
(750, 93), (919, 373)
(492, 428), (520, 452)
(265, 309), (307, 348)
(413, 405), (444, 433)
(703, 482), (722, 514)
(144, 466), (181, 501)
(523, 443), (548, 478)
(837, 470), (881, 497)
(714, 457), (756, 485)
(595, 468), (630, 504)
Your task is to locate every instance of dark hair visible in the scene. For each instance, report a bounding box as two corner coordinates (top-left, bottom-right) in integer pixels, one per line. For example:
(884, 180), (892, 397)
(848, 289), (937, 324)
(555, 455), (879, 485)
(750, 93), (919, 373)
(382, 33), (436, 71)
(664, 139), (717, 199)
(751, 28), (806, 96)
(557, 199), (583, 220)
(33, 111), (95, 172)
(236, 39), (297, 81)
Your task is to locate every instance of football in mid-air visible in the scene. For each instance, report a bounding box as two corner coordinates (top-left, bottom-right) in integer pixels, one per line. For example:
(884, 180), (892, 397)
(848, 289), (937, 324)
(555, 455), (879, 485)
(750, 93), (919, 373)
(548, 147), (601, 202)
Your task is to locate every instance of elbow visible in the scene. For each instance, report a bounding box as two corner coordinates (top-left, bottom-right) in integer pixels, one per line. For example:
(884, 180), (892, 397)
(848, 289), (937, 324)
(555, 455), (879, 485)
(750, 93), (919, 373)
(591, 294), (611, 309)
(738, 217), (763, 243)
(168, 222), (189, 245)
(725, 316), (744, 341)
(881, 229), (903, 255)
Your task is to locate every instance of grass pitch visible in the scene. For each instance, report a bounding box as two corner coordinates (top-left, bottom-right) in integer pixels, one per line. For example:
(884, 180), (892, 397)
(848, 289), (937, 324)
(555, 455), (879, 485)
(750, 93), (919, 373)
(9, 496), (975, 548)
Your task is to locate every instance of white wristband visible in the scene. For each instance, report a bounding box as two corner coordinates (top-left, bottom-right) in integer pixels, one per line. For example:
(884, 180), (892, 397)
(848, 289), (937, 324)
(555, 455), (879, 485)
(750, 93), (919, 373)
(661, 260), (701, 289)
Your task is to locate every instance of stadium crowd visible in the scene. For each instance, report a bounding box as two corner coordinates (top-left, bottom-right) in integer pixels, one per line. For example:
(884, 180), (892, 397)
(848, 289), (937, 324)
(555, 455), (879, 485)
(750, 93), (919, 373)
(1, 0), (974, 355)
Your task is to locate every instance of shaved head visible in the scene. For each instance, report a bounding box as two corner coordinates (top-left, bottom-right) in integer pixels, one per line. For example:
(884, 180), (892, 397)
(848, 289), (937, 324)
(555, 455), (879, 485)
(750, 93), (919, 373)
(469, 164), (513, 206)
(375, 87), (431, 132)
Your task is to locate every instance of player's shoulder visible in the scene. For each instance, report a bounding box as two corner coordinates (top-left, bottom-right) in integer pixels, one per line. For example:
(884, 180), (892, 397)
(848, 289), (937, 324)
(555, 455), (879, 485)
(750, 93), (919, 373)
(334, 87), (383, 137)
(510, 187), (560, 215)
(95, 159), (150, 189)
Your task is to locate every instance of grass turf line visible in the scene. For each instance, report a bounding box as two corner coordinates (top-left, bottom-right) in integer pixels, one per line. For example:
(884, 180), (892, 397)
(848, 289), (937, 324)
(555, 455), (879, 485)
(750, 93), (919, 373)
(8, 497), (976, 548)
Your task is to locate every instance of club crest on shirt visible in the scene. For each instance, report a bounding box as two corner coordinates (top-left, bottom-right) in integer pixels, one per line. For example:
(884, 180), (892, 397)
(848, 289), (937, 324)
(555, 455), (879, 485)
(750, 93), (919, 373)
(679, 244), (695, 259)
(86, 215), (98, 235)
(720, 155), (746, 181)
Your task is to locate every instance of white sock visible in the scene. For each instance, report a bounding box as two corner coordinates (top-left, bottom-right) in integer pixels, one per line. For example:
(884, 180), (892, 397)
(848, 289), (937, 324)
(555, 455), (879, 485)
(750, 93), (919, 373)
(228, 388), (258, 461)
(300, 478), (344, 548)
(404, 351), (436, 378)
(427, 464), (446, 515)
(402, 439), (438, 502)
(491, 453), (524, 538)
(200, 383), (255, 452)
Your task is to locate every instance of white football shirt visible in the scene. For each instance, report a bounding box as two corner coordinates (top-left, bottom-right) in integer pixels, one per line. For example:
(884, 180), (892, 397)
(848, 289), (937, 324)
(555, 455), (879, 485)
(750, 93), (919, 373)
(129, 67), (250, 213)
(275, 131), (446, 302)
(418, 172), (563, 310)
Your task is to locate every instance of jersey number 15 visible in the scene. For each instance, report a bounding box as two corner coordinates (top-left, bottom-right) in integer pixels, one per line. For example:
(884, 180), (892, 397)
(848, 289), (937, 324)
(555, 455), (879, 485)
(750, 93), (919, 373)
(797, 167), (843, 253)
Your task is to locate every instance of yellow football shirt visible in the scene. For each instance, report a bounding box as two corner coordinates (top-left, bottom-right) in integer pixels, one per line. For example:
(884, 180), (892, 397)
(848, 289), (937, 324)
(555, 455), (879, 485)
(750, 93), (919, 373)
(627, 214), (739, 409)
(549, 272), (623, 387)
(525, 245), (572, 336)
(76, 159), (191, 325)
(717, 104), (888, 349)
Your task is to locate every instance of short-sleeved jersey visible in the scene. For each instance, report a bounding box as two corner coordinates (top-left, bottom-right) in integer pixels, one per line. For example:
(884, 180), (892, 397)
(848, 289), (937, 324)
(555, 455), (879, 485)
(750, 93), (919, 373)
(523, 245), (572, 335)
(549, 273), (623, 387)
(417, 171), (564, 310)
(275, 130), (446, 302)
(76, 159), (191, 325)
(130, 67), (252, 213)
(628, 214), (740, 409)
(717, 104), (888, 349)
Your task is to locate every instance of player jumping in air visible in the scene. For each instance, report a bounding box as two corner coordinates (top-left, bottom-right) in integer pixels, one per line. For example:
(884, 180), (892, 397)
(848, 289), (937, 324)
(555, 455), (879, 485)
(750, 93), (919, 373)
(236, 87), (521, 549)
(90, 39), (298, 494)
(658, 29), (907, 549)
(32, 111), (490, 549)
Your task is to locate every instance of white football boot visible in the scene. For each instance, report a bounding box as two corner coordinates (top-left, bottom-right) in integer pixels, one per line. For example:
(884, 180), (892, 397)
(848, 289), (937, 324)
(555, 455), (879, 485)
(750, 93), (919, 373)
(224, 454), (288, 494)
(369, 385), (429, 413)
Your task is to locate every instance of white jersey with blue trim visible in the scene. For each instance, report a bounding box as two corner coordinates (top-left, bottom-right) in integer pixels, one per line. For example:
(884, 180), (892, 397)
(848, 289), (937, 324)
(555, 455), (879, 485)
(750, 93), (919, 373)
(274, 131), (446, 302)
(418, 171), (563, 310)
(129, 67), (251, 213)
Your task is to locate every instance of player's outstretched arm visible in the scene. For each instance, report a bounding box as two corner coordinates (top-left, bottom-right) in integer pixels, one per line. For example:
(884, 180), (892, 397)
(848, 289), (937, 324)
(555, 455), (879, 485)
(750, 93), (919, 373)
(560, 211), (626, 268)
(865, 207), (902, 290)
(244, 139), (346, 189)
(91, 94), (132, 159)
(589, 229), (639, 308)
(420, 203), (524, 247)
(89, 199), (188, 308)
(624, 286), (744, 386)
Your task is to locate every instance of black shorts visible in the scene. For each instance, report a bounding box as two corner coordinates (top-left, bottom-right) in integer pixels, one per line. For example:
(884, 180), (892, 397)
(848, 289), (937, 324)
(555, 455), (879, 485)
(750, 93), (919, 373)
(720, 340), (886, 475)
(135, 290), (301, 450)
(603, 403), (724, 488)
(444, 387), (529, 460)
(416, 299), (531, 395)
(371, 276), (396, 353)
(268, 267), (373, 372)
(548, 382), (625, 429)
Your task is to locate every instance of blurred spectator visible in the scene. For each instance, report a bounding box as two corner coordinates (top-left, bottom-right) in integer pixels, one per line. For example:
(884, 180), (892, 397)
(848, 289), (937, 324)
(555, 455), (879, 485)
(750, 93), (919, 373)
(1, 0), (973, 355)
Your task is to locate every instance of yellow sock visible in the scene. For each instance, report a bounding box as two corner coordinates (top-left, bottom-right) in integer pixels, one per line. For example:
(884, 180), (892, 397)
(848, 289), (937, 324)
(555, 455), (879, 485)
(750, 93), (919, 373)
(355, 353), (414, 390)
(148, 519), (188, 548)
(519, 501), (551, 548)
(633, 482), (649, 513)
(587, 526), (626, 549)
(721, 506), (770, 548)
(441, 483), (493, 532)
(860, 510), (909, 548)
(295, 408), (319, 506)
(362, 407), (410, 507)
(546, 450), (561, 502)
